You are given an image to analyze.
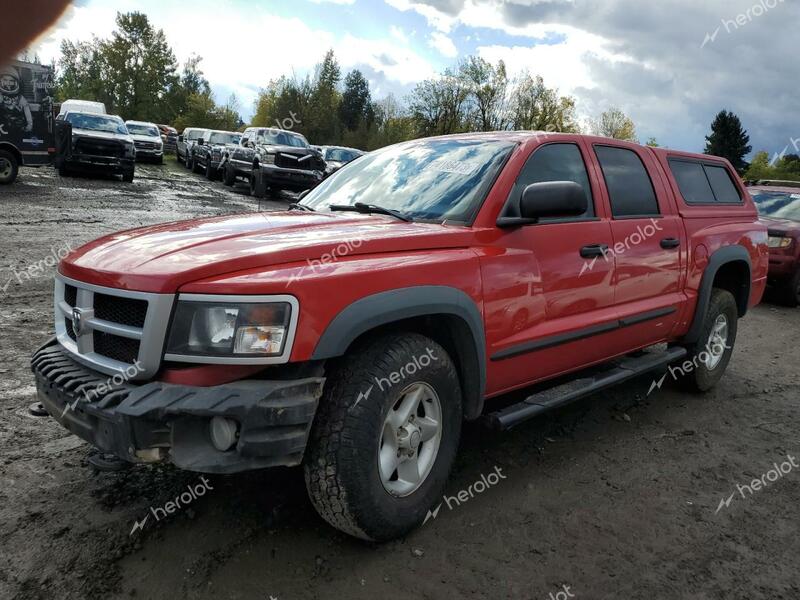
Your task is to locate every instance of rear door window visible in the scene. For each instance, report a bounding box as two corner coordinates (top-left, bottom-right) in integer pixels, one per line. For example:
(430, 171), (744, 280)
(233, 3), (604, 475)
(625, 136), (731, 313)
(705, 165), (742, 203)
(594, 145), (660, 218)
(668, 160), (715, 204)
(668, 159), (742, 204)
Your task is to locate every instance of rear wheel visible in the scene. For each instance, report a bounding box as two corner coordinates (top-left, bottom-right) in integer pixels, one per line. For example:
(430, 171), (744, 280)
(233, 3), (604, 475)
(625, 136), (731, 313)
(304, 333), (462, 541)
(679, 289), (738, 392)
(0, 149), (19, 184)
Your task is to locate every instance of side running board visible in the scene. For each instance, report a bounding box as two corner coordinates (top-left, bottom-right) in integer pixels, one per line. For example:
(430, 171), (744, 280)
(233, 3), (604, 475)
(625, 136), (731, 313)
(486, 345), (688, 431)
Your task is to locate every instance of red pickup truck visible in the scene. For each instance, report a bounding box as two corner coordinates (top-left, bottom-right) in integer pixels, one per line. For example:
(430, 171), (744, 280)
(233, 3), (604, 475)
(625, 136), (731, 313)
(31, 132), (768, 541)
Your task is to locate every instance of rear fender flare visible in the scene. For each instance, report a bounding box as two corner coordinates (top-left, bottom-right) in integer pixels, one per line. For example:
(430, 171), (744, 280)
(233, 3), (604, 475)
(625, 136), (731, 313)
(683, 245), (751, 344)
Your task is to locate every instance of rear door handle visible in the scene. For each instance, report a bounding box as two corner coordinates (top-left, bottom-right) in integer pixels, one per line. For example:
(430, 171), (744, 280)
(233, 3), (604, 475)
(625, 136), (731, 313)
(660, 238), (681, 249)
(580, 244), (609, 259)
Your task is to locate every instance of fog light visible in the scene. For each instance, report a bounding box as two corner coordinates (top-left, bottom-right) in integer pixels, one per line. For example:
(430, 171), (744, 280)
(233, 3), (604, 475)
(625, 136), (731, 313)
(210, 417), (239, 452)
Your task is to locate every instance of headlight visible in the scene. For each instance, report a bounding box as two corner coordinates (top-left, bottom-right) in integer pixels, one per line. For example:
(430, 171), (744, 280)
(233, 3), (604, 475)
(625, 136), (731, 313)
(165, 295), (298, 363)
(767, 236), (793, 249)
(262, 154), (275, 165)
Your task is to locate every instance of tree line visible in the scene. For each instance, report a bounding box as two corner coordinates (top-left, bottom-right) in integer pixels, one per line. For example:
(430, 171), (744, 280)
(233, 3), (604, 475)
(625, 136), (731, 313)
(48, 10), (790, 179)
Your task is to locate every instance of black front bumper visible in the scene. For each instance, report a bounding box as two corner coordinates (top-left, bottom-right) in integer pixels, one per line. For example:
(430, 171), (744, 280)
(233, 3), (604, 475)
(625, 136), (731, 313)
(31, 340), (325, 474)
(65, 154), (135, 174)
(261, 164), (323, 190)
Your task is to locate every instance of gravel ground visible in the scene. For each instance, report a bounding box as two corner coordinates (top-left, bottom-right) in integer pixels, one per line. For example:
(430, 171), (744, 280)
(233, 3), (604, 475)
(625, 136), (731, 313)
(1, 159), (799, 600)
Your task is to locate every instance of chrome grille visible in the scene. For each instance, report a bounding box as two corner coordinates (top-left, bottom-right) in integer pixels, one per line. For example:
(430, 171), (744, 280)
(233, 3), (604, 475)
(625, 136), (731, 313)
(54, 274), (174, 380)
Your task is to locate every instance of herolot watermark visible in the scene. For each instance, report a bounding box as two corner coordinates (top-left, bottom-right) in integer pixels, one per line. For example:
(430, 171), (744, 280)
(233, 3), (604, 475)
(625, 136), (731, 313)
(353, 348), (439, 409)
(61, 360), (145, 418)
(771, 136), (800, 166)
(286, 236), (365, 288)
(715, 454), (798, 514)
(579, 218), (664, 277)
(130, 476), (214, 535)
(264, 111), (302, 136)
(702, 0), (786, 48)
(647, 339), (732, 395)
(546, 585), (576, 600)
(2, 242), (73, 296)
(424, 466), (507, 524)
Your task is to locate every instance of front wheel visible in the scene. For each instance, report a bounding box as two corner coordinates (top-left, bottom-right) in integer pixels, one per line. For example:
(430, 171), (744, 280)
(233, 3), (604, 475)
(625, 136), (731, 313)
(250, 168), (267, 198)
(778, 269), (800, 308)
(679, 289), (738, 392)
(0, 149), (19, 184)
(122, 169), (134, 183)
(222, 163), (236, 186)
(304, 333), (462, 541)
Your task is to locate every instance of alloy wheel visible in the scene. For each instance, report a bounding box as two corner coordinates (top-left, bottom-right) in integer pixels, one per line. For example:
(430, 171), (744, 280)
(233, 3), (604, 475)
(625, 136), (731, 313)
(378, 382), (442, 497)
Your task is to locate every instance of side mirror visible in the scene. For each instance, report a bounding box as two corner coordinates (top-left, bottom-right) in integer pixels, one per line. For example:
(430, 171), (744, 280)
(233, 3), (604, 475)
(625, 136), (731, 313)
(197, 138), (204, 146)
(177, 135), (184, 142)
(519, 181), (588, 221)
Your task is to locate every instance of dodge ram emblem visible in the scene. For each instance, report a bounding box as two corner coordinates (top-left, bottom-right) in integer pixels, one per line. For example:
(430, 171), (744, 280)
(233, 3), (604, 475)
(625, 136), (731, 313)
(71, 307), (86, 335)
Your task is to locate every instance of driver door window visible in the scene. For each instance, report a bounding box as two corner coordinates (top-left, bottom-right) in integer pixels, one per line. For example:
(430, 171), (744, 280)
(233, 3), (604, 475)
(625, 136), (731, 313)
(509, 143), (596, 221)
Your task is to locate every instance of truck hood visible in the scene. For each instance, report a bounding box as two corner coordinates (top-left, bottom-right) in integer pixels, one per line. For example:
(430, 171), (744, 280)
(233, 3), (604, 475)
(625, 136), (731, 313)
(72, 127), (134, 144)
(759, 216), (800, 235)
(130, 133), (162, 144)
(59, 212), (474, 293)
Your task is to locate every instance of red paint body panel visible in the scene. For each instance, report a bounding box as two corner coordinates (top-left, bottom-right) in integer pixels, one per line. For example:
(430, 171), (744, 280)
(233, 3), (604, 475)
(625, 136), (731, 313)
(57, 132), (769, 398)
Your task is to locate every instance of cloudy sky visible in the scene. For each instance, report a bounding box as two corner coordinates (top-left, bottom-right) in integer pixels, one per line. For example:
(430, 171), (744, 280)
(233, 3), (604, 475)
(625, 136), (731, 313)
(31, 0), (797, 155)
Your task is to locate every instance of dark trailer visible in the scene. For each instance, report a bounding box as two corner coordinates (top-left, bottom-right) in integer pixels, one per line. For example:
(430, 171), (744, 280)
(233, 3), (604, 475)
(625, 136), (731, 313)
(0, 59), (56, 184)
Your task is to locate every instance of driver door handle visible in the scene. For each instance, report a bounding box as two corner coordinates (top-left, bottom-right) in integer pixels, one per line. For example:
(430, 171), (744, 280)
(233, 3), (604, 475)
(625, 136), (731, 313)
(580, 244), (609, 259)
(660, 238), (681, 249)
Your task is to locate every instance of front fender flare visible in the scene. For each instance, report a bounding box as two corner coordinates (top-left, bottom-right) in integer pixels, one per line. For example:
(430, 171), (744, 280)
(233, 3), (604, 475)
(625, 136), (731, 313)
(311, 286), (486, 419)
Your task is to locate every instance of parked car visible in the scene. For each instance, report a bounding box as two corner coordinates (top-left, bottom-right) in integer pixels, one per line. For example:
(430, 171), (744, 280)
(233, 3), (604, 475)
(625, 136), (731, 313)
(749, 184), (800, 305)
(32, 132), (767, 542)
(125, 120), (164, 164)
(0, 59), (56, 185)
(57, 99), (106, 119)
(176, 127), (209, 167)
(221, 127), (325, 196)
(319, 145), (365, 178)
(158, 124), (178, 153)
(191, 130), (241, 180)
(55, 112), (135, 181)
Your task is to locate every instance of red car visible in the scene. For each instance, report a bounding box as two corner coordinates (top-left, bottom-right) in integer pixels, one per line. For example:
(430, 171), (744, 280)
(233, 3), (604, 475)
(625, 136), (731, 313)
(749, 183), (800, 306)
(31, 132), (768, 541)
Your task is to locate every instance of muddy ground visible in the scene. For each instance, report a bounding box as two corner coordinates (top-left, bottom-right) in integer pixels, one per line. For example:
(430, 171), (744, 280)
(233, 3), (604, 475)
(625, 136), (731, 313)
(1, 159), (798, 600)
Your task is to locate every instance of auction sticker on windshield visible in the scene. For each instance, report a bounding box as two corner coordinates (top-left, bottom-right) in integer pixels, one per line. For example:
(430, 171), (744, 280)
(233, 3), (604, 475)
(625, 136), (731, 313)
(430, 159), (478, 175)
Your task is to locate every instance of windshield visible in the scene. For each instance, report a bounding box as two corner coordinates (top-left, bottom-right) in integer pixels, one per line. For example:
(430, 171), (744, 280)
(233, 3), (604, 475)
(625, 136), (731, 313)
(303, 138), (516, 223)
(209, 132), (241, 145)
(66, 113), (127, 135)
(187, 129), (207, 141)
(325, 148), (361, 162)
(258, 130), (308, 148)
(126, 123), (159, 137)
(752, 190), (800, 221)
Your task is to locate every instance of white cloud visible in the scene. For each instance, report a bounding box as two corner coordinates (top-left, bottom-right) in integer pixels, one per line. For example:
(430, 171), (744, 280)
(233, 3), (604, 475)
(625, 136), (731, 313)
(33, 0), (436, 118)
(428, 31), (458, 57)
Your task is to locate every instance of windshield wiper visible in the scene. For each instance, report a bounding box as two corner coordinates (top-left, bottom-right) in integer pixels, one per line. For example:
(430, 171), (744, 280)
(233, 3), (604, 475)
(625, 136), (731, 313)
(288, 203), (315, 212)
(329, 202), (412, 222)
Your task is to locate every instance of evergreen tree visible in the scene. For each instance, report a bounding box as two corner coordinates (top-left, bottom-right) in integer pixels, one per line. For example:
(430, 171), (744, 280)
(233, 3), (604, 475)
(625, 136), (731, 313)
(704, 110), (752, 173)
